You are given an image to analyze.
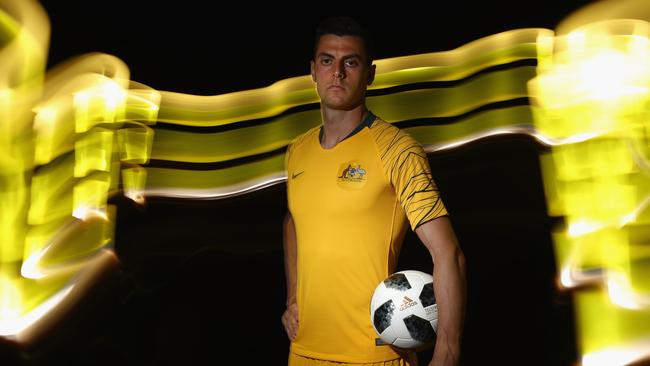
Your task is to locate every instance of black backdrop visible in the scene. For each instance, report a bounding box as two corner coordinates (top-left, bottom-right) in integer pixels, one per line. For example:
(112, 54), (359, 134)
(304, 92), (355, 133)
(2, 1), (597, 365)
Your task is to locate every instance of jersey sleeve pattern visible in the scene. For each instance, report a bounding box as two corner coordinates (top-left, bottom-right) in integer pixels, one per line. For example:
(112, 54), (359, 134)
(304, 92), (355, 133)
(371, 121), (448, 230)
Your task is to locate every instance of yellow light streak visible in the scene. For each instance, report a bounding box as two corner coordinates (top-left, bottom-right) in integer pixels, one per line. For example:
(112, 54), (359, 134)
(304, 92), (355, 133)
(530, 1), (650, 363)
(3, 2), (650, 365)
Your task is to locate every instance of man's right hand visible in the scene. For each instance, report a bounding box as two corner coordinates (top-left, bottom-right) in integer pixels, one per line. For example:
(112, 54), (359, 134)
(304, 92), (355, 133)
(281, 302), (299, 341)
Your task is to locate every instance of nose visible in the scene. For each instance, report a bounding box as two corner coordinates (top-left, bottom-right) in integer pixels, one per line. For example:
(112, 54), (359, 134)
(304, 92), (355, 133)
(333, 63), (345, 79)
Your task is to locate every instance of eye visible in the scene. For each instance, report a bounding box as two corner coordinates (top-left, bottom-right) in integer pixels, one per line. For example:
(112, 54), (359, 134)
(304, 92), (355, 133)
(345, 59), (359, 67)
(320, 58), (332, 66)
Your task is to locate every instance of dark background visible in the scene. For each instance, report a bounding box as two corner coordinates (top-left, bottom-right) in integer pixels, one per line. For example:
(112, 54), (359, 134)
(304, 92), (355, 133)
(3, 1), (597, 365)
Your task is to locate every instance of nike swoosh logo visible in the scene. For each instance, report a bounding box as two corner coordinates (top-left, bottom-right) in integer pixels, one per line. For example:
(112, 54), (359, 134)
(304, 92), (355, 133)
(291, 171), (304, 179)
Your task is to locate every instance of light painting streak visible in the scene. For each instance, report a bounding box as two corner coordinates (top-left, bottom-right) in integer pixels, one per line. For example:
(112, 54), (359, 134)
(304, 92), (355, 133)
(530, 1), (650, 364)
(0, 0), (159, 348)
(3, 1), (650, 365)
(0, 283), (73, 337)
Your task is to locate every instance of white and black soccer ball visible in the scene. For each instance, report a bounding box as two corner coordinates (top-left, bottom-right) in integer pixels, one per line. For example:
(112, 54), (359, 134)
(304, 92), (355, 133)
(370, 270), (438, 349)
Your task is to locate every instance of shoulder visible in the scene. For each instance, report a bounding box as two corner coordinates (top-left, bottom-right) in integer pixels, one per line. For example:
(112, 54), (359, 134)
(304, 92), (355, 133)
(368, 118), (423, 155)
(287, 125), (320, 154)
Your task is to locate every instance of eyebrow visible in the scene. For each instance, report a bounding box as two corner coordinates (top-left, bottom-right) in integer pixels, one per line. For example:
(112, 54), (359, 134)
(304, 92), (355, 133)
(317, 52), (363, 61)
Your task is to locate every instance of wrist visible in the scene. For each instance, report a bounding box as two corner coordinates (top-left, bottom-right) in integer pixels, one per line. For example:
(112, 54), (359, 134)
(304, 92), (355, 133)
(286, 296), (296, 307)
(434, 334), (461, 357)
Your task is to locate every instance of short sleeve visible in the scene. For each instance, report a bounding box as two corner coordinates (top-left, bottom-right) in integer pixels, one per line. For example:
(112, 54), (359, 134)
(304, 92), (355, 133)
(371, 122), (448, 230)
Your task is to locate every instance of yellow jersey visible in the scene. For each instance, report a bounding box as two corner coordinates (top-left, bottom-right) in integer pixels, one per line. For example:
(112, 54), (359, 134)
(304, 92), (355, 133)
(285, 112), (447, 363)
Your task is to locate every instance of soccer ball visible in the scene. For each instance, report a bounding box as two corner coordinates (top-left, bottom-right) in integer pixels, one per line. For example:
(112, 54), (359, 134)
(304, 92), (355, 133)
(370, 270), (438, 349)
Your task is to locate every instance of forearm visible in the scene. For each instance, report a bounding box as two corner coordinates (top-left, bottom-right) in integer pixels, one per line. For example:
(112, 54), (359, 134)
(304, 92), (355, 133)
(415, 217), (466, 366)
(283, 212), (298, 306)
(431, 245), (466, 365)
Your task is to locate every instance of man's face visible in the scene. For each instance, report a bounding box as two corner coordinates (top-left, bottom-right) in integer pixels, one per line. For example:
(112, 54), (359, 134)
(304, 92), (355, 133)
(311, 34), (375, 111)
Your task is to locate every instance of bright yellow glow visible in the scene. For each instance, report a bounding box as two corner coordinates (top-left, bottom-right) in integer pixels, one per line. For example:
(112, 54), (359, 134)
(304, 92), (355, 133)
(121, 167), (146, 204)
(577, 51), (647, 100)
(0, 274), (22, 322)
(73, 79), (128, 133)
(607, 274), (647, 310)
(0, 0), (159, 340)
(0, 284), (73, 337)
(567, 220), (602, 237)
(530, 3), (650, 363)
(74, 128), (114, 177)
(583, 347), (644, 366)
(4, 2), (650, 364)
(72, 177), (110, 220)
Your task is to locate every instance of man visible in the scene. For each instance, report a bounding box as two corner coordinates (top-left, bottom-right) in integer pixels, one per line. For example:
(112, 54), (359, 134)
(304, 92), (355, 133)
(282, 16), (466, 366)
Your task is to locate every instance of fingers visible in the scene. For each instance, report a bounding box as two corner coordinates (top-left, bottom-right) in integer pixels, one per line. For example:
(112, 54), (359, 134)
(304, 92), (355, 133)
(281, 306), (299, 341)
(286, 312), (298, 340)
(282, 313), (295, 340)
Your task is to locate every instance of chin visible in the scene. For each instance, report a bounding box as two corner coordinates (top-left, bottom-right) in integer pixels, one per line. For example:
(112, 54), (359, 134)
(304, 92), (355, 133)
(324, 102), (355, 111)
(323, 97), (361, 110)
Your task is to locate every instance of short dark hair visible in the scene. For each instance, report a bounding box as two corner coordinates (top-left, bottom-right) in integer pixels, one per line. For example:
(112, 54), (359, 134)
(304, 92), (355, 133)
(314, 16), (374, 65)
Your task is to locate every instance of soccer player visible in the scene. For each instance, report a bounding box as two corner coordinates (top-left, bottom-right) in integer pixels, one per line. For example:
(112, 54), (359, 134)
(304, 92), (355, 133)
(282, 16), (466, 366)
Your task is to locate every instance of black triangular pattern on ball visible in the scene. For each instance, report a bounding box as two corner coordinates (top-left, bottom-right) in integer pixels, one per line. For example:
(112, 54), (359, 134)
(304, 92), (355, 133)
(404, 314), (436, 342)
(373, 300), (395, 334)
(383, 273), (411, 290)
(419, 282), (436, 307)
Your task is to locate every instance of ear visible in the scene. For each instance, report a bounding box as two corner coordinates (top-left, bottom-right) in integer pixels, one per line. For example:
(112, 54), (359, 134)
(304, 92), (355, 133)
(310, 60), (316, 82)
(367, 64), (376, 85)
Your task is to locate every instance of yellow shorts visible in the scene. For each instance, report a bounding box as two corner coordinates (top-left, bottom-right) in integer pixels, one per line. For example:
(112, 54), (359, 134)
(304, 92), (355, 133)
(288, 352), (418, 366)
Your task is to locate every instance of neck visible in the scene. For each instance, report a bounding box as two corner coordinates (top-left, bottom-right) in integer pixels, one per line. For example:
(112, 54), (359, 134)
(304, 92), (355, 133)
(320, 105), (367, 149)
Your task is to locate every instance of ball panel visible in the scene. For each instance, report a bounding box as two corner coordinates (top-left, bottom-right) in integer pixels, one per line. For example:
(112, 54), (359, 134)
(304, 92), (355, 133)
(407, 270), (427, 288)
(419, 282), (436, 307)
(404, 314), (436, 343)
(373, 299), (395, 334)
(383, 272), (411, 291)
